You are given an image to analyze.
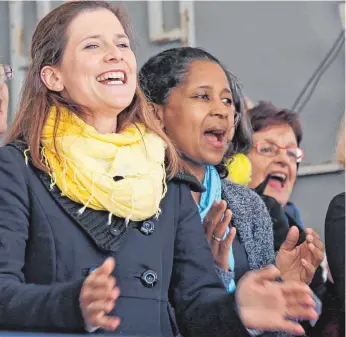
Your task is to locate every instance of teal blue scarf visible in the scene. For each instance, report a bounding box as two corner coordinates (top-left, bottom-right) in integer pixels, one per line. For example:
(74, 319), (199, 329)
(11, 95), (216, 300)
(198, 166), (236, 293)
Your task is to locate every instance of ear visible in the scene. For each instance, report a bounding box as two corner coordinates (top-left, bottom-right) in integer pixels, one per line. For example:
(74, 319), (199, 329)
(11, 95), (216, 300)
(149, 103), (165, 129)
(41, 66), (64, 92)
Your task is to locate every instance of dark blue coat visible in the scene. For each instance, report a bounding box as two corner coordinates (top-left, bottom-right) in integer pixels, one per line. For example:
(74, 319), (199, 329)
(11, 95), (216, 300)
(0, 143), (248, 337)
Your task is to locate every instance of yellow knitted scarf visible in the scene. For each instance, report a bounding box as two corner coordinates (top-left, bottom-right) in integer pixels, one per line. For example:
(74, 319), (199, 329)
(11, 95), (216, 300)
(41, 106), (167, 222)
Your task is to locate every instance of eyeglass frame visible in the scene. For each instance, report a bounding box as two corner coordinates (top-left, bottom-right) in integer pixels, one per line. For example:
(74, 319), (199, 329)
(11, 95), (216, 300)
(254, 140), (304, 163)
(0, 64), (13, 84)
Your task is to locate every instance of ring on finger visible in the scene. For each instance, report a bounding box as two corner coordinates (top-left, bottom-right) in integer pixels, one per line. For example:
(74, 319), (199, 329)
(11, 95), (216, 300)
(212, 233), (223, 242)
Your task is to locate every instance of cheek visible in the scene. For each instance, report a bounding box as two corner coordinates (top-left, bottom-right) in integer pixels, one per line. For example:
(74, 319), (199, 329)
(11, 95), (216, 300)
(228, 128), (235, 141)
(165, 117), (195, 151)
(128, 51), (137, 73)
(0, 85), (9, 104)
(288, 164), (297, 187)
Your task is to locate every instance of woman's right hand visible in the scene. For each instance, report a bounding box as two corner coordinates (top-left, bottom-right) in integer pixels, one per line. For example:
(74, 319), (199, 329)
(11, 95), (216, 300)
(236, 265), (318, 335)
(80, 257), (121, 331)
(203, 200), (236, 271)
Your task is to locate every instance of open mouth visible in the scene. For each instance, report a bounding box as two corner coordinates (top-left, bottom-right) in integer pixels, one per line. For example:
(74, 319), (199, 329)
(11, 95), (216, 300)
(203, 127), (227, 147)
(269, 173), (287, 188)
(96, 71), (127, 85)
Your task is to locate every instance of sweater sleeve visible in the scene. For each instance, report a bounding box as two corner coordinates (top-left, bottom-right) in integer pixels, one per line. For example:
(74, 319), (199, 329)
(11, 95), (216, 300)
(169, 183), (249, 337)
(0, 146), (85, 332)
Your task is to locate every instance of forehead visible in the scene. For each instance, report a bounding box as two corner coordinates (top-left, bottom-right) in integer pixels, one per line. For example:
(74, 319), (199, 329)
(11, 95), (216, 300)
(183, 60), (229, 88)
(253, 124), (298, 146)
(67, 9), (125, 42)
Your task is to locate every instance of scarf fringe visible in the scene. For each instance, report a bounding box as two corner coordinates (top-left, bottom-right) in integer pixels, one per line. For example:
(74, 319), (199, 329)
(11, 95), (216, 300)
(38, 106), (167, 222)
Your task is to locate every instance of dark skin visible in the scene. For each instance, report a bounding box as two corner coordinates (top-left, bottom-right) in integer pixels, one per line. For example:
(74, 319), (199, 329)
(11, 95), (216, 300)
(155, 60), (237, 269)
(155, 60), (324, 283)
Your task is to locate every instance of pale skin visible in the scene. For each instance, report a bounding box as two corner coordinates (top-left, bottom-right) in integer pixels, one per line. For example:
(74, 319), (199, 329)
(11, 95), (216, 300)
(40, 8), (137, 330)
(247, 124), (324, 283)
(41, 9), (317, 332)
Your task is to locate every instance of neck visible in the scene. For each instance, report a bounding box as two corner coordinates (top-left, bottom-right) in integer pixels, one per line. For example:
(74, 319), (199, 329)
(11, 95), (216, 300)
(184, 160), (206, 205)
(84, 113), (118, 134)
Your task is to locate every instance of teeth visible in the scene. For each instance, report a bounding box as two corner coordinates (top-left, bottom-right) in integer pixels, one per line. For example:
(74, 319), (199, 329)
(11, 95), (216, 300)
(96, 71), (125, 82)
(271, 173), (287, 181)
(107, 80), (123, 85)
(206, 130), (224, 134)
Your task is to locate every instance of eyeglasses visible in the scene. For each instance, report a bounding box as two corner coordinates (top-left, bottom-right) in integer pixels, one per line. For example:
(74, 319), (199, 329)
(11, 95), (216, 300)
(0, 64), (13, 84)
(254, 141), (304, 163)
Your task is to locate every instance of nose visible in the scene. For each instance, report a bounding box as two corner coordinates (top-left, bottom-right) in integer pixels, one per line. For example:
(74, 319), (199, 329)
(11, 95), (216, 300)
(104, 45), (123, 63)
(274, 148), (291, 167)
(210, 101), (229, 119)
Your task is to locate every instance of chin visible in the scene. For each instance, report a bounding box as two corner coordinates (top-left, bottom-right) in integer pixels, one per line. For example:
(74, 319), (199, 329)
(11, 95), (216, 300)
(203, 155), (224, 167)
(109, 99), (134, 112)
(270, 193), (289, 207)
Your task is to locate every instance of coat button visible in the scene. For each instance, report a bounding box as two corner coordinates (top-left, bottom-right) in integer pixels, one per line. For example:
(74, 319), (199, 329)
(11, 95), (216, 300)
(110, 226), (119, 236)
(140, 270), (158, 288)
(140, 221), (155, 236)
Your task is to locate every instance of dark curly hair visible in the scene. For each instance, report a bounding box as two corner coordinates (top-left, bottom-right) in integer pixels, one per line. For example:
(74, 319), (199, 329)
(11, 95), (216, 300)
(138, 47), (252, 178)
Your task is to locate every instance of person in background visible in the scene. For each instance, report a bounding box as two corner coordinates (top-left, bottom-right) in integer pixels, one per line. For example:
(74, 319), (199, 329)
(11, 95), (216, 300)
(246, 101), (326, 334)
(247, 102), (305, 232)
(139, 47), (323, 337)
(313, 120), (345, 337)
(0, 2), (318, 337)
(0, 63), (12, 135)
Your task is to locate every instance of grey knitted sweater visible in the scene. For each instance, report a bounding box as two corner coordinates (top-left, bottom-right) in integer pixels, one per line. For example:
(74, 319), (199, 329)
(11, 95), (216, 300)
(219, 180), (291, 337)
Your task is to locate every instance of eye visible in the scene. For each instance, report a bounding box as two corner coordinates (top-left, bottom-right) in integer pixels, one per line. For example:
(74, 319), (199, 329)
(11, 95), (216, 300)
(259, 144), (275, 153)
(193, 94), (209, 100)
(222, 97), (233, 105)
(287, 148), (299, 159)
(117, 43), (130, 49)
(84, 44), (98, 50)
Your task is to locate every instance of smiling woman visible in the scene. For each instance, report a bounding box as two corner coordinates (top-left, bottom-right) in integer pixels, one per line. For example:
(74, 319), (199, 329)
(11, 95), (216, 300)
(247, 101), (303, 207)
(0, 2), (319, 337)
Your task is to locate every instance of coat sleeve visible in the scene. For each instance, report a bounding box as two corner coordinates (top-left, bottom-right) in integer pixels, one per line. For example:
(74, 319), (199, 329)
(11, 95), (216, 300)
(0, 146), (85, 332)
(169, 183), (249, 337)
(325, 193), (345, 312)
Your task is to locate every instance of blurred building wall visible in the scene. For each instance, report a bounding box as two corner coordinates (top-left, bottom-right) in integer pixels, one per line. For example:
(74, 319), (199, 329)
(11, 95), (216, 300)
(0, 1), (344, 239)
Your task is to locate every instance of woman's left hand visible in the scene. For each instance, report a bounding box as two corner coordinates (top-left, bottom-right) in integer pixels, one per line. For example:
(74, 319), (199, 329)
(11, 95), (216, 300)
(203, 200), (236, 271)
(276, 226), (324, 284)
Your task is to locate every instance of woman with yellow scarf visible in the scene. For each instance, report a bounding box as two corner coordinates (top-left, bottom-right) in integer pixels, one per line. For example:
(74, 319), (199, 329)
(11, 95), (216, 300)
(0, 2), (317, 336)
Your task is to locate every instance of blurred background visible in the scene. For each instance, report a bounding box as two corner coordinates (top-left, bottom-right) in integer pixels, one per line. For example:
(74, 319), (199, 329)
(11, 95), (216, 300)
(0, 0), (345, 240)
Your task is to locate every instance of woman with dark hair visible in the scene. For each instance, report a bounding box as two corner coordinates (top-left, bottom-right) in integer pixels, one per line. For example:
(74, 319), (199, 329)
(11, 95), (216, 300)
(0, 2), (317, 336)
(139, 47), (323, 336)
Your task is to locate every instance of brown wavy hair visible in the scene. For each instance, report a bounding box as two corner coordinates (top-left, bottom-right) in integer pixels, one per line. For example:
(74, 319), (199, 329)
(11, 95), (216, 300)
(5, 1), (182, 178)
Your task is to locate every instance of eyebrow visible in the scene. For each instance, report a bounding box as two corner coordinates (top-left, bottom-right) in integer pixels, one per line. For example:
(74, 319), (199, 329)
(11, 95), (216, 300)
(81, 33), (129, 43)
(197, 85), (232, 94)
(263, 137), (297, 147)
